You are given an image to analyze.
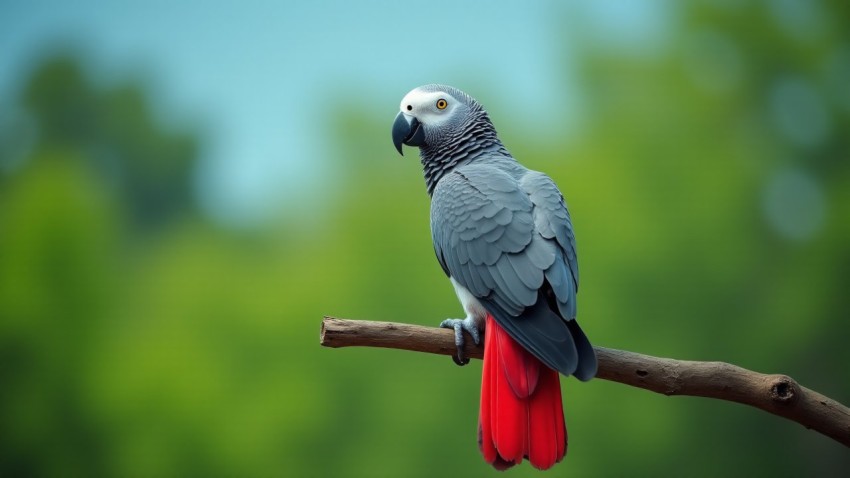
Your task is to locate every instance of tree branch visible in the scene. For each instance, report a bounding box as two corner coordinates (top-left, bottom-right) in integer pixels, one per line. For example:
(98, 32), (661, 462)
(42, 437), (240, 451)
(320, 316), (850, 448)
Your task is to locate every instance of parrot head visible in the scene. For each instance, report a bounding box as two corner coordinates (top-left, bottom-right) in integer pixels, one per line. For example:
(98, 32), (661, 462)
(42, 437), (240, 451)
(391, 84), (483, 156)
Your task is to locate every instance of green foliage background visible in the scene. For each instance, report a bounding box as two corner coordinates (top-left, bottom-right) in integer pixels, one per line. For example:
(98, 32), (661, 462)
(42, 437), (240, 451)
(2, 2), (849, 476)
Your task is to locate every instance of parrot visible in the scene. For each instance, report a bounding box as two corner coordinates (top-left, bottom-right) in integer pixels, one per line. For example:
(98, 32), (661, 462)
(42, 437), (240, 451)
(391, 84), (597, 470)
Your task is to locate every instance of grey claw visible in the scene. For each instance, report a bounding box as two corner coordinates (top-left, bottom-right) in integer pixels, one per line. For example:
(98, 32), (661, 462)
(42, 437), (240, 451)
(452, 353), (470, 366)
(440, 317), (479, 367)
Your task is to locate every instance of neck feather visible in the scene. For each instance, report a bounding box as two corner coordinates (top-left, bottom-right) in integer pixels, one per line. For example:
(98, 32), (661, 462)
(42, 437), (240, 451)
(420, 110), (508, 195)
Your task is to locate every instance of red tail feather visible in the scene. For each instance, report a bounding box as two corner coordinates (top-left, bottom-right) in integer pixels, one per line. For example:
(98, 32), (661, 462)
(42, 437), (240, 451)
(478, 315), (567, 470)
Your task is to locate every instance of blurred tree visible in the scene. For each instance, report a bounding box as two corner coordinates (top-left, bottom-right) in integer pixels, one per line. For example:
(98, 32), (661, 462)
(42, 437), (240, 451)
(545, 1), (850, 474)
(20, 53), (199, 230)
(0, 52), (203, 477)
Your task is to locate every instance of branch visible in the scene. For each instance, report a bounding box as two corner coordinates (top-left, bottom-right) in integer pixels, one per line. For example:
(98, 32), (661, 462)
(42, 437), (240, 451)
(320, 316), (850, 448)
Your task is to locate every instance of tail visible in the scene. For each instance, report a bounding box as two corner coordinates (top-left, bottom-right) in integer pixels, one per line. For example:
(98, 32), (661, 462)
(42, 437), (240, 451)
(478, 315), (567, 470)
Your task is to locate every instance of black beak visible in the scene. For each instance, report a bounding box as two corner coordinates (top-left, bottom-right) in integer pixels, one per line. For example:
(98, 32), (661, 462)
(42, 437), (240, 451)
(392, 112), (425, 156)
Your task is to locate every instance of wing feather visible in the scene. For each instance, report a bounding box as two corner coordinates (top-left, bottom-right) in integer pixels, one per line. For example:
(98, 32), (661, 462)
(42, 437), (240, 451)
(431, 163), (593, 378)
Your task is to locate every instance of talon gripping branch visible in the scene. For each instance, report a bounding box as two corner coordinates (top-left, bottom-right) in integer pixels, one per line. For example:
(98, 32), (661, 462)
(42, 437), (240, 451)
(391, 85), (597, 470)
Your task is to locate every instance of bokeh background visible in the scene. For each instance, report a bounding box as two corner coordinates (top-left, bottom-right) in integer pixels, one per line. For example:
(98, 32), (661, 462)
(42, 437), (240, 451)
(2, 0), (849, 476)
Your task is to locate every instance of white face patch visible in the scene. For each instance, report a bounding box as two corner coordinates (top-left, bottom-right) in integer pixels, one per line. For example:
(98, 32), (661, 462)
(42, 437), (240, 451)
(398, 87), (458, 127)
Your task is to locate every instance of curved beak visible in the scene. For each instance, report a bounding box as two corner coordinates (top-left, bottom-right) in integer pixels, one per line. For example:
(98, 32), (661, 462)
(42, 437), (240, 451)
(392, 112), (425, 156)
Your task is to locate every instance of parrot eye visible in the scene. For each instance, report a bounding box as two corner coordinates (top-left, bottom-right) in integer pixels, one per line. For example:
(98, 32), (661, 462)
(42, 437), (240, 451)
(436, 99), (448, 110)
(406, 105), (412, 111)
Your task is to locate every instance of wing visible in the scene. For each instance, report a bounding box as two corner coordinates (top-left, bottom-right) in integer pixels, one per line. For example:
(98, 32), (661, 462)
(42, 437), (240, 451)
(431, 164), (595, 379)
(521, 171), (580, 319)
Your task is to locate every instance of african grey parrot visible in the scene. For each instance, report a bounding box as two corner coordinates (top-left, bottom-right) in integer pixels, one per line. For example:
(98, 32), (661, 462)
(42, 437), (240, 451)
(391, 85), (597, 470)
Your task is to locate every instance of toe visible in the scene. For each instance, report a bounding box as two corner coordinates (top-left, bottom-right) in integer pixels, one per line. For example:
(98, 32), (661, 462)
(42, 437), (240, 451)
(468, 326), (481, 345)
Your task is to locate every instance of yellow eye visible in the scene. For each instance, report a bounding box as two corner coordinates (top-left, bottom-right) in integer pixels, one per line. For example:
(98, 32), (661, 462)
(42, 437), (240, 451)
(436, 98), (448, 110)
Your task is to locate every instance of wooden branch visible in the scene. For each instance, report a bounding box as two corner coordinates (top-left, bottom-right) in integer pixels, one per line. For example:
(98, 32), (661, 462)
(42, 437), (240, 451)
(320, 316), (850, 448)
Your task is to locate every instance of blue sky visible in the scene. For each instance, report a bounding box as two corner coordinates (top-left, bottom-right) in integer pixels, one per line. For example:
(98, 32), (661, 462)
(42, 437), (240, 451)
(1, 1), (666, 226)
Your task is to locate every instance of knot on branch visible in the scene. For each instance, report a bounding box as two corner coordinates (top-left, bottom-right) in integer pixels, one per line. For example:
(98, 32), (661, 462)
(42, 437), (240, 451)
(769, 375), (798, 405)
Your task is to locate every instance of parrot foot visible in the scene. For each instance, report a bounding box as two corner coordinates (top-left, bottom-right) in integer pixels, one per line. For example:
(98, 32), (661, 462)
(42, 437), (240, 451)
(439, 317), (481, 366)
